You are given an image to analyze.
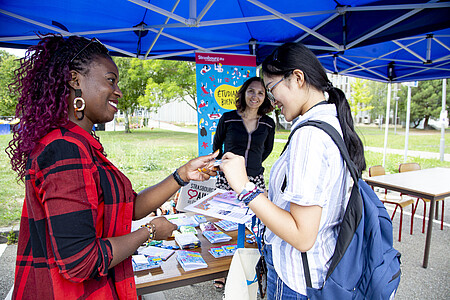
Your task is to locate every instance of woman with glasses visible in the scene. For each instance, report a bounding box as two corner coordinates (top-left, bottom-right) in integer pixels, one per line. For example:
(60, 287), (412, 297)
(7, 34), (218, 299)
(219, 42), (366, 299)
(211, 76), (274, 291)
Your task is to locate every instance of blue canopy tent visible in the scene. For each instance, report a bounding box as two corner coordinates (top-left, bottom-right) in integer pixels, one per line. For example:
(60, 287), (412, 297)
(318, 28), (450, 83)
(1, 0), (449, 68)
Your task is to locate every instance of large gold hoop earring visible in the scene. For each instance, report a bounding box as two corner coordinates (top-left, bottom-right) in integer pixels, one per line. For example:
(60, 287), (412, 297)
(73, 89), (85, 121)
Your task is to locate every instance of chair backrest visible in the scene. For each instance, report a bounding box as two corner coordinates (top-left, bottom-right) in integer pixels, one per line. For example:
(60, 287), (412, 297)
(369, 165), (386, 177)
(399, 162), (421, 173)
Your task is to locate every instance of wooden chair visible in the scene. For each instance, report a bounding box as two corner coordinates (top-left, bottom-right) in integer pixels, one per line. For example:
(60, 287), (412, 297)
(369, 165), (415, 242)
(399, 163), (445, 232)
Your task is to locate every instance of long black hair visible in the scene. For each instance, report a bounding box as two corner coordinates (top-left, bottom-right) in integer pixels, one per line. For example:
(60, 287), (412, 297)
(262, 42), (366, 175)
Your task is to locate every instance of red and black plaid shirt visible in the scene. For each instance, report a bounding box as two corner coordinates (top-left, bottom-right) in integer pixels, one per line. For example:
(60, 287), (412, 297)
(13, 122), (137, 300)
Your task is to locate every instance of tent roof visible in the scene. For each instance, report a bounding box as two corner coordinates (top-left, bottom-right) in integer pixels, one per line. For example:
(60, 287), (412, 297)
(318, 28), (450, 82)
(1, 0), (449, 81)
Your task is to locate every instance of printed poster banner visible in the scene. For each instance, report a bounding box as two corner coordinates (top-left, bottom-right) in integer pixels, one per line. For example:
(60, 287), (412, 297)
(195, 52), (256, 156)
(176, 178), (217, 212)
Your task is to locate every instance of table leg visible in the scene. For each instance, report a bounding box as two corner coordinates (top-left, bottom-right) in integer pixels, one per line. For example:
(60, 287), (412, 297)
(237, 224), (245, 248)
(422, 198), (436, 268)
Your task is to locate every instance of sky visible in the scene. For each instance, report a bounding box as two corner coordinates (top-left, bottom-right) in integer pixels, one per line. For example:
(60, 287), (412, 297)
(1, 47), (26, 58)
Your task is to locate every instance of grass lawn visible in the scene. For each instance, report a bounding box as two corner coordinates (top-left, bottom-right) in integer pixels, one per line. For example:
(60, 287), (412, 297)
(276, 125), (450, 154)
(1, 126), (449, 227)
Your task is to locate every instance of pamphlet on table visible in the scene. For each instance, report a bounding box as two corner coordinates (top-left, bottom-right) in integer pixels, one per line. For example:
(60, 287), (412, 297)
(184, 189), (255, 224)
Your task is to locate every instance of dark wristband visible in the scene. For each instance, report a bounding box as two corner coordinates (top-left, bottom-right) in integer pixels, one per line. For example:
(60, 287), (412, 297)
(173, 169), (189, 186)
(242, 189), (263, 206)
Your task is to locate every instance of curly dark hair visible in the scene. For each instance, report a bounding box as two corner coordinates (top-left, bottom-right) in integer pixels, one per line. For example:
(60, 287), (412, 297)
(235, 76), (273, 115)
(6, 34), (111, 181)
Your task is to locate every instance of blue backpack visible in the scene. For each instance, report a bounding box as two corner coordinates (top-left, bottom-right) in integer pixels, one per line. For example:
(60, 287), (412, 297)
(284, 120), (401, 299)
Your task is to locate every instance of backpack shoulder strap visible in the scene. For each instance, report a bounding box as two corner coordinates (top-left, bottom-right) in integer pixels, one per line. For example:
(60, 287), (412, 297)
(282, 120), (359, 183)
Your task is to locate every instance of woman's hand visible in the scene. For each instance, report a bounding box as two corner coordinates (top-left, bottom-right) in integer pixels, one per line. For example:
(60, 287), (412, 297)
(178, 150), (219, 182)
(220, 152), (249, 193)
(149, 217), (178, 240)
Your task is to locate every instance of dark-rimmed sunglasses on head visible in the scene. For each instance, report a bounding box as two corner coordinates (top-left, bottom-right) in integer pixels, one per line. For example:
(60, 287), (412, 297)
(70, 37), (107, 63)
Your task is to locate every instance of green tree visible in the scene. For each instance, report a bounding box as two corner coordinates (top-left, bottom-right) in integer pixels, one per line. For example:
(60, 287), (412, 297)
(366, 80), (388, 124)
(141, 60), (196, 111)
(114, 57), (151, 133)
(0, 51), (20, 116)
(350, 78), (374, 119)
(397, 80), (449, 128)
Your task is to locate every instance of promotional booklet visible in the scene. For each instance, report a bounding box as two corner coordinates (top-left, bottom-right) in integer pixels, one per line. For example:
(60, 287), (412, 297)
(174, 233), (202, 249)
(176, 250), (208, 271)
(184, 189), (255, 224)
(202, 230), (232, 243)
(132, 255), (163, 271)
(137, 245), (175, 260)
(209, 244), (238, 258)
(215, 219), (239, 231)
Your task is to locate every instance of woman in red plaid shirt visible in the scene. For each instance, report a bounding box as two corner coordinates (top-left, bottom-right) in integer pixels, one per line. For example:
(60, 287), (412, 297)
(6, 34), (218, 300)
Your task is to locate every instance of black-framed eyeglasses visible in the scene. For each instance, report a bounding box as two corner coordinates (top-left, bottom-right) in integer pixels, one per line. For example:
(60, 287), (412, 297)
(265, 70), (294, 105)
(266, 77), (286, 105)
(69, 37), (107, 64)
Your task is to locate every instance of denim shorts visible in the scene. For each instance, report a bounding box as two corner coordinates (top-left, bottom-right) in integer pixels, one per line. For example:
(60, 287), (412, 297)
(264, 244), (308, 300)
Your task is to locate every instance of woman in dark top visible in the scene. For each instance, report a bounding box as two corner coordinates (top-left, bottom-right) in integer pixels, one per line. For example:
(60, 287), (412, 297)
(212, 76), (274, 291)
(213, 76), (275, 192)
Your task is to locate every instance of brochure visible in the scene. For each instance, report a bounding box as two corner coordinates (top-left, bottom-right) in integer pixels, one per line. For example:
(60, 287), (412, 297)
(215, 219), (239, 231)
(202, 230), (232, 243)
(209, 244), (238, 258)
(193, 214), (208, 224)
(132, 255), (163, 271)
(174, 233), (201, 249)
(184, 189), (255, 224)
(177, 250), (208, 271)
(166, 214), (199, 228)
(137, 245), (175, 260)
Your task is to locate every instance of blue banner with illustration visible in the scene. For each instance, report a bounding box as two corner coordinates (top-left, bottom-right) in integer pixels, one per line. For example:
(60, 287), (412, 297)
(195, 52), (256, 156)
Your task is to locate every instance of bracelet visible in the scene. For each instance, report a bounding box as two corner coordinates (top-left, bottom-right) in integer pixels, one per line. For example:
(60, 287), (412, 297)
(172, 169), (189, 186)
(242, 189), (263, 206)
(141, 222), (156, 243)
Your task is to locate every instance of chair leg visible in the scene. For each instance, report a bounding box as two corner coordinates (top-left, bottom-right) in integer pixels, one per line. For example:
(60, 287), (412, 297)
(422, 200), (427, 234)
(411, 199), (420, 235)
(391, 205), (398, 221)
(441, 201), (444, 231)
(398, 206), (403, 242)
(435, 202), (439, 220)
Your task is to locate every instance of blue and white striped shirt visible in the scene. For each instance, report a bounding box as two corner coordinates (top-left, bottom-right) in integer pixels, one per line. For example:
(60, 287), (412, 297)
(265, 104), (351, 295)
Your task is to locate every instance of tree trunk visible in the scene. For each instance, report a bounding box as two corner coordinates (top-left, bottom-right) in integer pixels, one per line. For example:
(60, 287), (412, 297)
(275, 110), (281, 131)
(124, 110), (131, 133)
(423, 116), (429, 129)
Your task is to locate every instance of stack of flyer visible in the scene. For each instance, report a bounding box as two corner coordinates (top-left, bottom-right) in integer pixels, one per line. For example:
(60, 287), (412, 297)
(202, 230), (232, 244)
(166, 214), (199, 228)
(176, 250), (208, 271)
(215, 219), (239, 231)
(132, 255), (163, 271)
(209, 244), (238, 258)
(137, 245), (175, 260)
(174, 233), (201, 249)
